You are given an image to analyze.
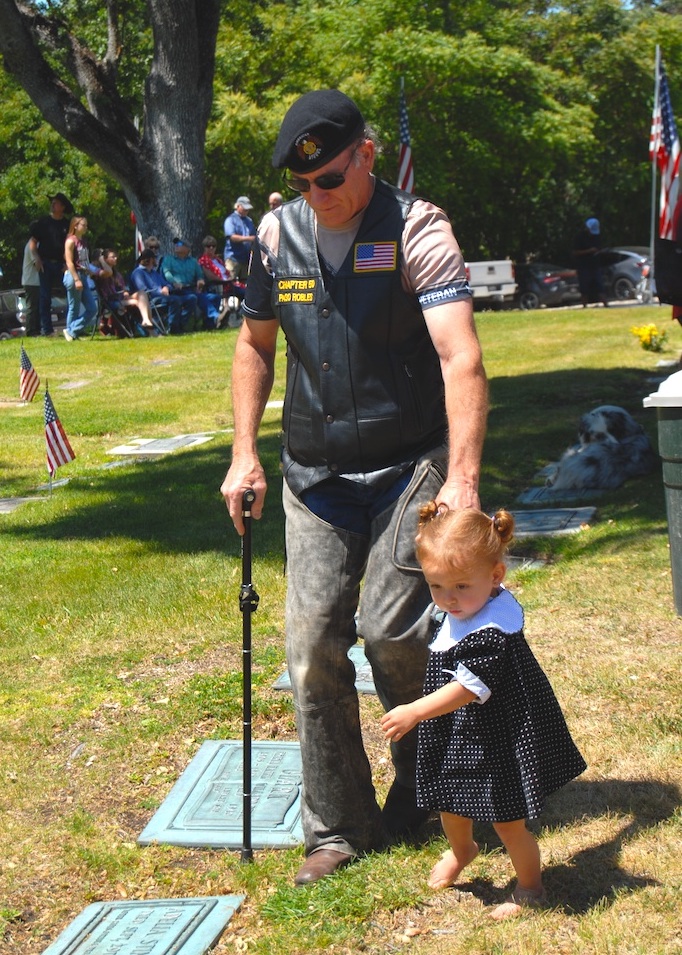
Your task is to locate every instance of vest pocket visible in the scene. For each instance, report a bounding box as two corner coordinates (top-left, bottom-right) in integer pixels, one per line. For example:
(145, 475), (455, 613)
(391, 453), (447, 572)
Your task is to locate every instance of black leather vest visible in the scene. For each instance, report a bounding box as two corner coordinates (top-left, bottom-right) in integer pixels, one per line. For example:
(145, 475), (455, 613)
(273, 179), (446, 476)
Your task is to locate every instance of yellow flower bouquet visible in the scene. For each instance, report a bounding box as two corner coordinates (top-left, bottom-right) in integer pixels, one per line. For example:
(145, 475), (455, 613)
(631, 323), (667, 352)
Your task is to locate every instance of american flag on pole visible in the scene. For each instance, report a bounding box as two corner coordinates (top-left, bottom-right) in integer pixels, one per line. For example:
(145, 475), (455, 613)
(44, 387), (76, 477)
(650, 56), (680, 239)
(19, 344), (40, 403)
(397, 82), (414, 194)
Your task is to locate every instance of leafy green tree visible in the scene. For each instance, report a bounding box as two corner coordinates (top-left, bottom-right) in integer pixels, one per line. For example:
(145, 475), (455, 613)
(0, 69), (133, 285)
(208, 0), (598, 259)
(0, 0), (221, 254)
(2, 0), (682, 284)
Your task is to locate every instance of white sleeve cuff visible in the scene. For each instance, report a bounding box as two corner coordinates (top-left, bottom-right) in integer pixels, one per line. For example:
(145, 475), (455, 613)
(443, 666), (491, 704)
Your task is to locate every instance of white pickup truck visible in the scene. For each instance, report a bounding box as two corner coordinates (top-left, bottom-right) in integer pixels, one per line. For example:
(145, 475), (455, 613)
(465, 260), (517, 306)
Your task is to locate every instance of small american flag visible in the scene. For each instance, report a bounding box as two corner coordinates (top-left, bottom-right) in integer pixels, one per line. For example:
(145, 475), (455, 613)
(354, 242), (398, 272)
(650, 55), (680, 239)
(397, 83), (414, 194)
(44, 388), (76, 477)
(20, 344), (40, 403)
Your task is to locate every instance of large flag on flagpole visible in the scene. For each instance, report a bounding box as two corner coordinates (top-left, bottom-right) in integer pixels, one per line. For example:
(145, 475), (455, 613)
(397, 80), (414, 194)
(650, 52), (680, 239)
(44, 387), (76, 477)
(19, 344), (40, 403)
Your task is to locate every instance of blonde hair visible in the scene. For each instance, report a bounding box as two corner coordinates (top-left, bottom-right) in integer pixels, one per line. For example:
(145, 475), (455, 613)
(67, 215), (87, 236)
(416, 503), (514, 573)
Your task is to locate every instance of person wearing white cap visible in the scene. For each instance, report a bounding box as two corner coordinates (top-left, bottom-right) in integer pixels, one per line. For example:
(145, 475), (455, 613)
(572, 217), (608, 307)
(223, 196), (256, 281)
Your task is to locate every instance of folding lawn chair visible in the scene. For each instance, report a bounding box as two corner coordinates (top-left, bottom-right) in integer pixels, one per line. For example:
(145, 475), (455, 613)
(149, 297), (170, 335)
(216, 279), (246, 329)
(92, 293), (135, 339)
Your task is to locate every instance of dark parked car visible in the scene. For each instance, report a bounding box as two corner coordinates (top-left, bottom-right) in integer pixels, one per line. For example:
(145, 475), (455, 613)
(514, 262), (582, 310)
(0, 289), (25, 340)
(597, 246), (650, 301)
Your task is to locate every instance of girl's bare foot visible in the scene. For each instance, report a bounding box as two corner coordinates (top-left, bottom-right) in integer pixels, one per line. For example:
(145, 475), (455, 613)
(428, 842), (479, 889)
(489, 885), (547, 920)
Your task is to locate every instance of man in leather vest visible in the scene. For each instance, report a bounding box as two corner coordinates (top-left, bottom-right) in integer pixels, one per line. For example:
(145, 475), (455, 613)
(221, 89), (488, 886)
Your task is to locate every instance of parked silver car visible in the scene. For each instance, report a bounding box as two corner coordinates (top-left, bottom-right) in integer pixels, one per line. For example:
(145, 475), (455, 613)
(597, 246), (651, 301)
(0, 289), (25, 339)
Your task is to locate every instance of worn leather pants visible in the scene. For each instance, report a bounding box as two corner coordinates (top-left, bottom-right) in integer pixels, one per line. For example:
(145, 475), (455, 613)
(282, 448), (446, 856)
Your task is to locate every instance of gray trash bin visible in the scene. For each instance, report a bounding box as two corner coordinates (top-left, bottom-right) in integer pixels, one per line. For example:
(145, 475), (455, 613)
(644, 369), (682, 615)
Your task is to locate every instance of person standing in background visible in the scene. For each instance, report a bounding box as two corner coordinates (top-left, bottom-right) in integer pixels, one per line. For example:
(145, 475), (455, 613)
(62, 216), (109, 341)
(28, 192), (74, 336)
(572, 217), (608, 307)
(223, 196), (256, 281)
(21, 240), (41, 337)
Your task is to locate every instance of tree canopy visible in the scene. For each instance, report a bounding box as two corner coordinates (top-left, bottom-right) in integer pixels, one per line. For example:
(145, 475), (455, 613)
(0, 0), (221, 265)
(1, 0), (681, 285)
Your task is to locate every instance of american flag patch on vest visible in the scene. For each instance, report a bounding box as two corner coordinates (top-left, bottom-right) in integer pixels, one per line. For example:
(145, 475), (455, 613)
(353, 242), (397, 272)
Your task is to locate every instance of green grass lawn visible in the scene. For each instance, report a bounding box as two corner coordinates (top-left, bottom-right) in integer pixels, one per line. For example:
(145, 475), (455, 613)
(0, 307), (680, 954)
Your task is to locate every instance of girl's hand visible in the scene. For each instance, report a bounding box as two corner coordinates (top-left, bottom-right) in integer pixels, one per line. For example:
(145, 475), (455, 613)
(75, 279), (83, 290)
(381, 705), (419, 741)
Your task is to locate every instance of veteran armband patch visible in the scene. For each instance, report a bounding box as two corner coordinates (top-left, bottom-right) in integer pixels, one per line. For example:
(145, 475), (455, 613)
(418, 279), (472, 310)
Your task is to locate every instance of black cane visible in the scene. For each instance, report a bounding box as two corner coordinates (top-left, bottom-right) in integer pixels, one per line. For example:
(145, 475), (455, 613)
(239, 488), (259, 862)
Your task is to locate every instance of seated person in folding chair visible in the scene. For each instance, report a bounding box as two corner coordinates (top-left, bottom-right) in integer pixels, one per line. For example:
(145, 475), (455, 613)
(130, 248), (186, 334)
(198, 235), (240, 328)
(162, 237), (222, 330)
(96, 248), (154, 336)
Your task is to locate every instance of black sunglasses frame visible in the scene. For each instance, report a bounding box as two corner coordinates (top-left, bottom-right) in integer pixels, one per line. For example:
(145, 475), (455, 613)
(283, 150), (357, 193)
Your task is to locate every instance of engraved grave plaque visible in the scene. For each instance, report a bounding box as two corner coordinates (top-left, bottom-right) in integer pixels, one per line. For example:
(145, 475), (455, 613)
(58, 380), (90, 390)
(0, 496), (48, 513)
(516, 486), (604, 505)
(273, 643), (376, 694)
(108, 434), (214, 456)
(138, 740), (303, 848)
(510, 507), (596, 537)
(505, 555), (549, 573)
(41, 895), (244, 955)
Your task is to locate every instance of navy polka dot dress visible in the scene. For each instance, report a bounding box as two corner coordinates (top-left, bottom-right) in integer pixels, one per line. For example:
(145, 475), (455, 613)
(416, 588), (587, 822)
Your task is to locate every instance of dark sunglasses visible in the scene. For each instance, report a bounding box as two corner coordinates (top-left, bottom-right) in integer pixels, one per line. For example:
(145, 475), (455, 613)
(204, 243), (217, 248)
(283, 151), (356, 193)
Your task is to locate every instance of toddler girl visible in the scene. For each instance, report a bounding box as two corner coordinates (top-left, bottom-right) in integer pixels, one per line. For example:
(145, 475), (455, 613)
(381, 505), (586, 919)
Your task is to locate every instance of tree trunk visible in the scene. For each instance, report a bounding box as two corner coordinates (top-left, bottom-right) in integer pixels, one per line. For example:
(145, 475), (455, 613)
(0, 0), (221, 250)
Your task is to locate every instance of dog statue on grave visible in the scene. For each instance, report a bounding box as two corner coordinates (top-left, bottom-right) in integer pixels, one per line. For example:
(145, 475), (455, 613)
(542, 405), (659, 490)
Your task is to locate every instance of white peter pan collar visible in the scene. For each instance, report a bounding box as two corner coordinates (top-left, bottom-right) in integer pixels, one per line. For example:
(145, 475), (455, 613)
(430, 586), (524, 651)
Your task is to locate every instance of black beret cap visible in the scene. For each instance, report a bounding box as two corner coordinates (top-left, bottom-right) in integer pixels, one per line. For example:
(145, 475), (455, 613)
(272, 89), (366, 173)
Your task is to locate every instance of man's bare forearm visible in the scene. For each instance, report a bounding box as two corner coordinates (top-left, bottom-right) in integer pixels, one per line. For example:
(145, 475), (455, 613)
(230, 323), (277, 458)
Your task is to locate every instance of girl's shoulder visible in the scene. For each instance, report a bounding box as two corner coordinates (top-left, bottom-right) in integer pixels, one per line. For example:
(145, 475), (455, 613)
(431, 588), (524, 652)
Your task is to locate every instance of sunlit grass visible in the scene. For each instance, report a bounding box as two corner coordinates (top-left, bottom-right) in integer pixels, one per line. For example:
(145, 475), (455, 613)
(0, 309), (681, 953)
